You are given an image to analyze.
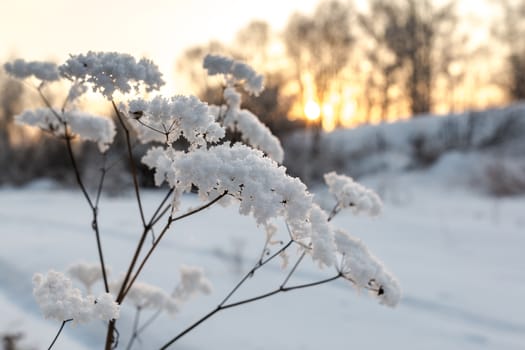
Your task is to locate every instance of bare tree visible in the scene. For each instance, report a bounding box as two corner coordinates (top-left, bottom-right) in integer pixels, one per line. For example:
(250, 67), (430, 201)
(358, 0), (462, 116)
(492, 0), (525, 100)
(283, 1), (355, 117)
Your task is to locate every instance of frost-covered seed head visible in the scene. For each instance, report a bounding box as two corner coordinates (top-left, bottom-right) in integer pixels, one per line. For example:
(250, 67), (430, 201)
(33, 270), (119, 323)
(324, 172), (382, 216)
(127, 95), (225, 146)
(203, 54), (264, 95)
(111, 280), (178, 316)
(59, 51), (164, 98)
(334, 230), (400, 307)
(15, 108), (116, 152)
(173, 265), (212, 302)
(142, 143), (333, 266)
(4, 59), (60, 81)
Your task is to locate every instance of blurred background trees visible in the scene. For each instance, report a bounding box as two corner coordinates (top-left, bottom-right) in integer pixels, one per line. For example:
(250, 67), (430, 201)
(177, 0), (521, 130)
(1, 0), (524, 186)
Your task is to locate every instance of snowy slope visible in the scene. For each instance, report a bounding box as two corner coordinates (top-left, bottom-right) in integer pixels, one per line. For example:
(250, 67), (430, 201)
(284, 103), (525, 190)
(0, 175), (524, 349)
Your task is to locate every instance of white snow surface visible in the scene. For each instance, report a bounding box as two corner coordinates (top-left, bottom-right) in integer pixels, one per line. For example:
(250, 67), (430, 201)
(0, 173), (524, 350)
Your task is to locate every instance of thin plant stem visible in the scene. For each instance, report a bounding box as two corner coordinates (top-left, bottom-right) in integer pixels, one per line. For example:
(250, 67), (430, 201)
(149, 188), (174, 225)
(125, 307), (142, 350)
(137, 308), (162, 335)
(150, 204), (172, 227)
(95, 155), (108, 208)
(327, 202), (340, 222)
(126, 307), (162, 350)
(136, 119), (166, 135)
(218, 239), (293, 307)
(37, 88), (110, 292)
(47, 319), (72, 350)
(121, 192), (228, 301)
(280, 251), (306, 288)
(111, 100), (147, 228)
(222, 274), (342, 309)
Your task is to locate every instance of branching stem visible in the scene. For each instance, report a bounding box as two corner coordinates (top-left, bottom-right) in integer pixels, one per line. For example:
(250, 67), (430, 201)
(159, 274), (343, 349)
(47, 319), (72, 350)
(121, 192), (228, 301)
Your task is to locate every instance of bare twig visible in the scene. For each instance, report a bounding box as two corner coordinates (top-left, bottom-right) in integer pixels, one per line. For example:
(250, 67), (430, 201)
(111, 100), (147, 228)
(121, 192), (228, 302)
(159, 274), (343, 349)
(47, 319), (72, 350)
(37, 88), (110, 292)
(218, 239), (294, 307)
(327, 202), (340, 222)
(125, 307), (142, 350)
(280, 251), (306, 288)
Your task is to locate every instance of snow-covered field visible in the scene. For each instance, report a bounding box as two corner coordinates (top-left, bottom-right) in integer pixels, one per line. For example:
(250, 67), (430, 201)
(1, 172), (524, 350)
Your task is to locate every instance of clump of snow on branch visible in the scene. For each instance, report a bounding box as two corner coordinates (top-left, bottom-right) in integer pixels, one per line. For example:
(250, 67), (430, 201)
(334, 230), (401, 307)
(4, 59), (60, 82)
(173, 265), (212, 302)
(203, 54), (264, 95)
(67, 262), (108, 294)
(324, 172), (382, 216)
(33, 270), (119, 324)
(66, 111), (116, 152)
(219, 87), (284, 163)
(15, 108), (116, 152)
(59, 51), (164, 98)
(204, 56), (283, 163)
(126, 95), (224, 146)
(142, 143), (336, 266)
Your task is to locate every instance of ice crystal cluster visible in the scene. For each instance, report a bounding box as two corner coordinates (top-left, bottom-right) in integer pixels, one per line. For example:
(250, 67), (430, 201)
(33, 270), (119, 324)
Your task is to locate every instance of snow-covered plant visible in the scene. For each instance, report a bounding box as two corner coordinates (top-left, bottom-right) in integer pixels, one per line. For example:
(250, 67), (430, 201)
(324, 171), (383, 217)
(33, 270), (119, 324)
(4, 51), (400, 349)
(205, 54), (284, 162)
(16, 108), (116, 152)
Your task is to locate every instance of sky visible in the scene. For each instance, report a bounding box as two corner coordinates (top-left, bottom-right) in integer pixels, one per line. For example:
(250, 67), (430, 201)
(0, 0), (323, 94)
